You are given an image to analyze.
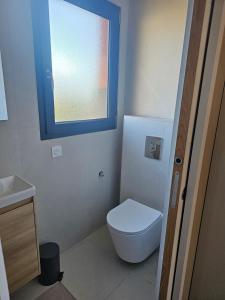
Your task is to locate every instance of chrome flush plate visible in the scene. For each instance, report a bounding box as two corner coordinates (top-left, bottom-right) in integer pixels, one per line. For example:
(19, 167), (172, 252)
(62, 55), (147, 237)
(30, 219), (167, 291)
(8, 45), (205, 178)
(145, 136), (163, 160)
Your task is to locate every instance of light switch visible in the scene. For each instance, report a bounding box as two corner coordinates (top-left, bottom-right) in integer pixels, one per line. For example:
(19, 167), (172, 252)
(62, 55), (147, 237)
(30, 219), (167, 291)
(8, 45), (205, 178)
(51, 145), (63, 158)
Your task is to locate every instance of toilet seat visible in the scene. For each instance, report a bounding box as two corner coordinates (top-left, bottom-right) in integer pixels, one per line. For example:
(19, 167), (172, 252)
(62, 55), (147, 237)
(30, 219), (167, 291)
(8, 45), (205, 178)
(107, 199), (162, 235)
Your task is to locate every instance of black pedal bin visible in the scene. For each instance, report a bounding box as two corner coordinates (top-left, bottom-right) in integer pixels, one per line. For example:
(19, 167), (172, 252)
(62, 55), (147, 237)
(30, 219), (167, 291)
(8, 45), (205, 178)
(39, 242), (63, 286)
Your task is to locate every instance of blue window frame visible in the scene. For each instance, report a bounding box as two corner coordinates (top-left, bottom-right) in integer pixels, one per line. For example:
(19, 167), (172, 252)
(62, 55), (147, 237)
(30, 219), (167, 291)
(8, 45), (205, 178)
(32, 0), (120, 140)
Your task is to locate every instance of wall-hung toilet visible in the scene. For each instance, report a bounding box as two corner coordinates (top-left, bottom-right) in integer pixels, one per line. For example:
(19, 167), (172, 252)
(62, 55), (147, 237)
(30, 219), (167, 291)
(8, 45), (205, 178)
(107, 199), (163, 263)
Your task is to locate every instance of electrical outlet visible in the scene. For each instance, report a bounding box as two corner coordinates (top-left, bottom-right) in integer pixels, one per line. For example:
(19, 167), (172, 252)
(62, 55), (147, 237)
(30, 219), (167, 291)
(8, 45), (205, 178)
(51, 145), (63, 158)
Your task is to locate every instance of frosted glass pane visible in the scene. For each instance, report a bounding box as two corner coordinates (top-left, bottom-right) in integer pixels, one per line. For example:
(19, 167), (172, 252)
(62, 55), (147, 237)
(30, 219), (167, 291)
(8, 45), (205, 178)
(49, 0), (109, 123)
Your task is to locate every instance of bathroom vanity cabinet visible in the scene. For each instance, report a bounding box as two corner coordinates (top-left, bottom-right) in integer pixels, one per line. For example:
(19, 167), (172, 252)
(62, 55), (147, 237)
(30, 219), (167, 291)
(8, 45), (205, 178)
(0, 197), (40, 293)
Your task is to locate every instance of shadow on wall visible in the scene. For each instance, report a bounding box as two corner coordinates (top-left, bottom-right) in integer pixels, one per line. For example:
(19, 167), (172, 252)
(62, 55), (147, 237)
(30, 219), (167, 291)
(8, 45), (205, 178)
(125, 0), (188, 119)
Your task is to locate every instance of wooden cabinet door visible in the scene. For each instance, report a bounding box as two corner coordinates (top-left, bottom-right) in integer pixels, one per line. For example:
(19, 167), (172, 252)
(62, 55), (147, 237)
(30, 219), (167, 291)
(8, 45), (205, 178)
(0, 202), (40, 293)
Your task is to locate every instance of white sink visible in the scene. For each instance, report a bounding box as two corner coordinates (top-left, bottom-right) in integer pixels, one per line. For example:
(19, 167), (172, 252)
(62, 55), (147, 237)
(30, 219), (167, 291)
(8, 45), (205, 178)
(0, 176), (36, 209)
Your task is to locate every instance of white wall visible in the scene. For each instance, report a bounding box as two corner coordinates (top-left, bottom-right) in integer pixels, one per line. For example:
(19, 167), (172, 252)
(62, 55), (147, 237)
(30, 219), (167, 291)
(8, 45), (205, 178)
(120, 116), (173, 212)
(125, 0), (188, 119)
(0, 0), (129, 251)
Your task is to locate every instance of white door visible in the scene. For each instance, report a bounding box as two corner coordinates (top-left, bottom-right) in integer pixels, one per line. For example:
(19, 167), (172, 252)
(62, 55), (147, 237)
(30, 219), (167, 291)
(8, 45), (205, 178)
(0, 240), (9, 300)
(189, 86), (225, 299)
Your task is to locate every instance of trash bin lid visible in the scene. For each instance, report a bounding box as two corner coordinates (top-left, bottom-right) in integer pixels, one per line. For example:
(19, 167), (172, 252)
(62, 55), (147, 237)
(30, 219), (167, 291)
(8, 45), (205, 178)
(40, 242), (59, 259)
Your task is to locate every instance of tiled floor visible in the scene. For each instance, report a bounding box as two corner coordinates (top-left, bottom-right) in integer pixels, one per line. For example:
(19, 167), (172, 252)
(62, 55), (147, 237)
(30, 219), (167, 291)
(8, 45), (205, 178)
(11, 226), (158, 300)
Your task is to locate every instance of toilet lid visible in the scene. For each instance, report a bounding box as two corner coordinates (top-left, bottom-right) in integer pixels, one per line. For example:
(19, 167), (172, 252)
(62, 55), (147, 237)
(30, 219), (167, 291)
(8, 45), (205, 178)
(107, 199), (162, 234)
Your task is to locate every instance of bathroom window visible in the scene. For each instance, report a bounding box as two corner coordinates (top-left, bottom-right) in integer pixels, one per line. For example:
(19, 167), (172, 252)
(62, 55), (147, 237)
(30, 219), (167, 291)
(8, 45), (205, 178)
(32, 0), (120, 139)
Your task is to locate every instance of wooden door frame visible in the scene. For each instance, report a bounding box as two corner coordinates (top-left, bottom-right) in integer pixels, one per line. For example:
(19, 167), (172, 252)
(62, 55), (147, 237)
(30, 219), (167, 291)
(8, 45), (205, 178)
(159, 0), (213, 299)
(172, 1), (225, 299)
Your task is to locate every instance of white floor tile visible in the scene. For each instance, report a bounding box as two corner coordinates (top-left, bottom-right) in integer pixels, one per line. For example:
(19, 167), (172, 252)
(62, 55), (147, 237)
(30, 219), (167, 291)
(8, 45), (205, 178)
(129, 250), (159, 285)
(61, 239), (130, 300)
(10, 280), (56, 300)
(85, 225), (115, 256)
(106, 273), (156, 300)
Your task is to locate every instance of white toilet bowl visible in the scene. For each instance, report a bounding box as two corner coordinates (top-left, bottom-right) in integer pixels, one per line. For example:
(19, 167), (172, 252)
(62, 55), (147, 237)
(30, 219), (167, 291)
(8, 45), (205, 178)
(107, 199), (163, 263)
